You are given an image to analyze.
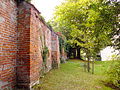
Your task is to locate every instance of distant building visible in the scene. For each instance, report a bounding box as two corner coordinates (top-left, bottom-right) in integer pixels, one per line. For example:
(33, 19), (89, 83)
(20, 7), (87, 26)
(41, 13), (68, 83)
(100, 46), (119, 61)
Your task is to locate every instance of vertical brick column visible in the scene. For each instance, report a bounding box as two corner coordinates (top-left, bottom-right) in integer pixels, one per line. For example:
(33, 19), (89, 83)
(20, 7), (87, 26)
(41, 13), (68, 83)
(0, 0), (17, 89)
(44, 27), (52, 71)
(17, 2), (31, 89)
(29, 7), (43, 87)
(51, 32), (60, 69)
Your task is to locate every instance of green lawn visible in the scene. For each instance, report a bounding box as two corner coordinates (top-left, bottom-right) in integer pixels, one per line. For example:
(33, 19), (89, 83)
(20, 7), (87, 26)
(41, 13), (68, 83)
(33, 60), (113, 90)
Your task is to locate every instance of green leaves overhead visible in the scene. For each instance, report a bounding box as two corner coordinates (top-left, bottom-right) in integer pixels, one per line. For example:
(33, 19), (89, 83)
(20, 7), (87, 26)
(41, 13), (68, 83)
(51, 0), (119, 58)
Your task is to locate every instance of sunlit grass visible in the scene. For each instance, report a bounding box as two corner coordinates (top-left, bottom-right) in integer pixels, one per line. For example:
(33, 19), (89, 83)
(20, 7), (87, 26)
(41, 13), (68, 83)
(33, 60), (112, 90)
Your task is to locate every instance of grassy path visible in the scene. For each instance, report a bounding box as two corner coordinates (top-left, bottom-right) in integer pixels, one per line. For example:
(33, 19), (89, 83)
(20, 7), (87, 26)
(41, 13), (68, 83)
(33, 60), (112, 90)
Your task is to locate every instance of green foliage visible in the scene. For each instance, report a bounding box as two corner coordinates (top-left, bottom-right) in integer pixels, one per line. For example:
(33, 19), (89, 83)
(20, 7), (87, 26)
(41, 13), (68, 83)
(52, 0), (120, 60)
(110, 1), (120, 50)
(59, 37), (65, 53)
(59, 36), (68, 63)
(107, 56), (120, 88)
(42, 46), (49, 63)
(25, 0), (31, 3)
(41, 46), (49, 75)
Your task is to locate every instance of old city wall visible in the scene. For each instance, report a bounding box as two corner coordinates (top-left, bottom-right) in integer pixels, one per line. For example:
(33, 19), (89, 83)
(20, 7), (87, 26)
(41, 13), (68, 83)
(0, 0), (61, 89)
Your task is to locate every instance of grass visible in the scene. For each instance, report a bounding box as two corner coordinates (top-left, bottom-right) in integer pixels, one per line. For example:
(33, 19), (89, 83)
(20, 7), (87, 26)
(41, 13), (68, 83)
(33, 59), (113, 90)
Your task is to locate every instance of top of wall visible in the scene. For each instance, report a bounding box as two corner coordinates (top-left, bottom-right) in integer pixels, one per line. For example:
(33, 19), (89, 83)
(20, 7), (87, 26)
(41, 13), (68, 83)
(25, 2), (59, 36)
(17, 0), (59, 37)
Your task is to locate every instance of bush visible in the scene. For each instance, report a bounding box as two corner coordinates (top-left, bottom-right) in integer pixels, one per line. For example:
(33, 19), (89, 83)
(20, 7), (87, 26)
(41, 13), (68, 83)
(107, 55), (120, 88)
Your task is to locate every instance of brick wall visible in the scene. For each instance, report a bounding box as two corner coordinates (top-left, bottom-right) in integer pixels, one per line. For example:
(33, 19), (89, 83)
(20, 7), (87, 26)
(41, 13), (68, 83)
(29, 5), (43, 87)
(0, 0), (17, 89)
(17, 2), (31, 89)
(51, 32), (60, 68)
(44, 28), (52, 71)
(0, 1), (61, 89)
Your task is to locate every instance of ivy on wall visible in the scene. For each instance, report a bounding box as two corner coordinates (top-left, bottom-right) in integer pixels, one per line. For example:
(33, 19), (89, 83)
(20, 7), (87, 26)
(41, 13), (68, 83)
(59, 36), (68, 63)
(42, 46), (49, 64)
(59, 36), (69, 54)
(59, 37), (64, 53)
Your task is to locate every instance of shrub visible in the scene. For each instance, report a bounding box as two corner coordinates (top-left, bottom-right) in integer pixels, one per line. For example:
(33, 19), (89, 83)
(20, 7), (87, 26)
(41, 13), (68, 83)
(107, 55), (120, 88)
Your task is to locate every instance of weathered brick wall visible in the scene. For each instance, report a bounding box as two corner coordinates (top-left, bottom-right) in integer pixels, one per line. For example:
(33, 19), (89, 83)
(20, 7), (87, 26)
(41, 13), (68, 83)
(51, 32), (60, 68)
(17, 2), (31, 89)
(30, 5), (53, 86)
(44, 28), (52, 71)
(17, 1), (59, 89)
(0, 1), (61, 89)
(30, 5), (43, 87)
(0, 0), (17, 89)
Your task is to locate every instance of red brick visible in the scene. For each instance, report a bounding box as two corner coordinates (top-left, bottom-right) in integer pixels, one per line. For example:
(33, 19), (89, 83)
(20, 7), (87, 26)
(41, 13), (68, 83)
(0, 1), (61, 90)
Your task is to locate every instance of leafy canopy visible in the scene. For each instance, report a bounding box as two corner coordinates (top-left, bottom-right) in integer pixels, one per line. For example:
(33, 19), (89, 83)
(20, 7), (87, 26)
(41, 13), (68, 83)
(51, 0), (120, 58)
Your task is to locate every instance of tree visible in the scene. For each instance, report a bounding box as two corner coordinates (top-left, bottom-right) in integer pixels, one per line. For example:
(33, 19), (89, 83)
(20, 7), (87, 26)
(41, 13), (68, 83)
(108, 0), (120, 51)
(53, 0), (111, 55)
(51, 0), (119, 72)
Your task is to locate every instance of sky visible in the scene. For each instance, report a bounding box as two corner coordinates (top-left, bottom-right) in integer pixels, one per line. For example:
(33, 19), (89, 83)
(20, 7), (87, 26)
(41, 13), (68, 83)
(31, 0), (64, 21)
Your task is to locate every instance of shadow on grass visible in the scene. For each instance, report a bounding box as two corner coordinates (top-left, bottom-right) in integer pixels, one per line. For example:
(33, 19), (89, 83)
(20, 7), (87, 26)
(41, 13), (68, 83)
(101, 81), (120, 90)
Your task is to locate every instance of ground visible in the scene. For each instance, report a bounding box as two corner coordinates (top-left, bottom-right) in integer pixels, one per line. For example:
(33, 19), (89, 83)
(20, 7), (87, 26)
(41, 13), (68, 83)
(33, 60), (114, 90)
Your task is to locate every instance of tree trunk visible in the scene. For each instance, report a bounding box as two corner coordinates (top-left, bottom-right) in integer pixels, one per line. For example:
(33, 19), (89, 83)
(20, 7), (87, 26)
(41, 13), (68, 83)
(87, 57), (90, 72)
(77, 47), (82, 60)
(77, 47), (80, 59)
(73, 48), (76, 59)
(68, 47), (72, 58)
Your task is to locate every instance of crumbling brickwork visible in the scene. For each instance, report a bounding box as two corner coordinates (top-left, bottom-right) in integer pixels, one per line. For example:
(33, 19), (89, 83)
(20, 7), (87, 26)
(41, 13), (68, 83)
(0, 0), (61, 89)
